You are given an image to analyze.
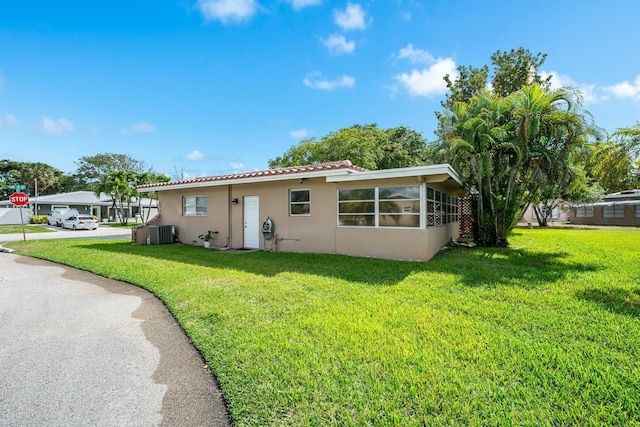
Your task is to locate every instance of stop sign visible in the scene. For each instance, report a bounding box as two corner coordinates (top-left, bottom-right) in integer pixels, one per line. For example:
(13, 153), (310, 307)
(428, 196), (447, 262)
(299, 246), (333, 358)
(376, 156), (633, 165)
(9, 192), (29, 206)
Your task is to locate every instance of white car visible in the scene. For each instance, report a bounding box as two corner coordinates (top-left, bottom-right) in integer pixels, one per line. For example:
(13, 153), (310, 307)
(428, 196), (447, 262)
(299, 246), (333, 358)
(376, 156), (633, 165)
(48, 209), (79, 227)
(62, 215), (99, 230)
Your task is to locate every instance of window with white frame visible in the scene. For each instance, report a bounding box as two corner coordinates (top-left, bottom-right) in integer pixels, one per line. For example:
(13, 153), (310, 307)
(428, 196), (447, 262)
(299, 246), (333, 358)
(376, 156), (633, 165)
(338, 188), (376, 226)
(635, 205), (640, 218)
(290, 189), (310, 216)
(337, 185), (456, 228)
(575, 206), (594, 218)
(603, 204), (624, 218)
(378, 186), (421, 227)
(183, 195), (207, 216)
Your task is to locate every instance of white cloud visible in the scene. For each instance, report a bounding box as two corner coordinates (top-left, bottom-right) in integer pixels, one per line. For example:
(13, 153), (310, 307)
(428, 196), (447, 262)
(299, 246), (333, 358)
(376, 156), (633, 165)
(290, 129), (309, 139)
(540, 71), (601, 104)
(394, 43), (434, 65)
(334, 3), (370, 31)
(0, 114), (18, 128)
(121, 121), (156, 135)
(88, 127), (100, 135)
(303, 72), (355, 90)
(394, 57), (457, 97)
(604, 74), (640, 101)
(196, 0), (257, 23)
(322, 34), (355, 55)
(42, 116), (75, 134)
(289, 0), (321, 10)
(185, 150), (206, 161)
(230, 161), (244, 170)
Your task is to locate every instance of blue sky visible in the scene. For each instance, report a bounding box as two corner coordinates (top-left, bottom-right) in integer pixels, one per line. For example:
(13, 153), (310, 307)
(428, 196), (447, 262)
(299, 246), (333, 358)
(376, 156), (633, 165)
(1, 1), (639, 179)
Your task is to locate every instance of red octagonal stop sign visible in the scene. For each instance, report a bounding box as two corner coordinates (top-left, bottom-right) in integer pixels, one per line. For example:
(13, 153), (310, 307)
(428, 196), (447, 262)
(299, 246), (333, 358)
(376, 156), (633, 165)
(9, 192), (30, 206)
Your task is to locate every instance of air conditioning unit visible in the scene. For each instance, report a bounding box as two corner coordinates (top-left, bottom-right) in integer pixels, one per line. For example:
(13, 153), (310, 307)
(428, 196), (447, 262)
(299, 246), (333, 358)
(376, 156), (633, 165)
(149, 225), (176, 245)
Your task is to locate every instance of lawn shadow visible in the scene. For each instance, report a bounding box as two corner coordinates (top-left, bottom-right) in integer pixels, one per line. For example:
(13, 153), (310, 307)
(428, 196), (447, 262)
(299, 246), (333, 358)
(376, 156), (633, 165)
(428, 246), (600, 288)
(576, 287), (640, 318)
(75, 241), (600, 288)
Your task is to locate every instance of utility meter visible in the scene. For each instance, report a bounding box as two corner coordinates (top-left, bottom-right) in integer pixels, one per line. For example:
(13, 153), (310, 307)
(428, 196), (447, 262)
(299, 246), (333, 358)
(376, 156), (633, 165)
(262, 217), (274, 240)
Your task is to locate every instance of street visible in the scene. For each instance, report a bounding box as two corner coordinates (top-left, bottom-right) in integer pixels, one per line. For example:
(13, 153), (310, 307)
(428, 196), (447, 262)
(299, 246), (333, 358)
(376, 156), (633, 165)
(0, 224), (130, 243)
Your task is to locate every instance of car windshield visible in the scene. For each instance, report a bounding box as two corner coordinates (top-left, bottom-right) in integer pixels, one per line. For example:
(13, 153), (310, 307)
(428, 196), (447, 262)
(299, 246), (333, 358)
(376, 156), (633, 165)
(78, 216), (93, 220)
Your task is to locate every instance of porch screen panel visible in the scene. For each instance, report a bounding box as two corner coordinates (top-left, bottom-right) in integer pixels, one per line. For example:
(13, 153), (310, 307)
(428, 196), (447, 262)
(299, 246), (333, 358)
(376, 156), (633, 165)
(338, 188), (375, 226)
(378, 186), (420, 227)
(426, 187), (458, 227)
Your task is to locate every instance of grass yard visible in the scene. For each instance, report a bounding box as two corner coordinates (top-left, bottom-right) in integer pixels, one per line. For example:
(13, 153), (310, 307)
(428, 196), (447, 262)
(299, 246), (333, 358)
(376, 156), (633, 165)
(7, 229), (640, 426)
(0, 224), (55, 234)
(101, 222), (143, 228)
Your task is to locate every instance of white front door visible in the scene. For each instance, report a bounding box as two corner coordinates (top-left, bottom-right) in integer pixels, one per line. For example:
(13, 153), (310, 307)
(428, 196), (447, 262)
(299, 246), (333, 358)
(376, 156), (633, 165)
(243, 196), (260, 249)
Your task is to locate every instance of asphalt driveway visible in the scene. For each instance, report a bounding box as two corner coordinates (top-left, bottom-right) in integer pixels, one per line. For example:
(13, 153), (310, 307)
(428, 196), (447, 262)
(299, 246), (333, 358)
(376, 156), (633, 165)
(0, 253), (230, 426)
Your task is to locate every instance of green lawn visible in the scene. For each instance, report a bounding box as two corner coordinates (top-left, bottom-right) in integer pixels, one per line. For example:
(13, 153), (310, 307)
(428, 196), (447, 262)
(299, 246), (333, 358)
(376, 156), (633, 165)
(101, 222), (143, 228)
(7, 229), (640, 426)
(0, 224), (55, 234)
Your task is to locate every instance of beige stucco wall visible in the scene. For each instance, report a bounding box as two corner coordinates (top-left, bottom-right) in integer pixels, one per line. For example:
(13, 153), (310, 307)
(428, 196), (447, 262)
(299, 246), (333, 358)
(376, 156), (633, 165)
(228, 177), (338, 253)
(143, 175), (461, 261)
(155, 186), (231, 246)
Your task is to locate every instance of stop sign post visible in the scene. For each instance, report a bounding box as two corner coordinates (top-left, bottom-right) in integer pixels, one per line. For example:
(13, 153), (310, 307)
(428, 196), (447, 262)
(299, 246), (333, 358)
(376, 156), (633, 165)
(9, 192), (30, 241)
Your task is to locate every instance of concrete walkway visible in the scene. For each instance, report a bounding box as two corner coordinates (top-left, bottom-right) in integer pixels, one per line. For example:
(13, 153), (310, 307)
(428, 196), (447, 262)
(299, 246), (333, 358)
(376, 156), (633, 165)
(0, 253), (230, 426)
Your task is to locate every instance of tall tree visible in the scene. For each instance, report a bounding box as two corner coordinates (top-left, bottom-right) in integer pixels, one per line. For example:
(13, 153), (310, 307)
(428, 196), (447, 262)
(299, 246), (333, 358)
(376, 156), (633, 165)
(133, 171), (170, 222)
(75, 153), (148, 187)
(94, 170), (136, 225)
(0, 160), (26, 198)
(269, 124), (428, 170)
(490, 48), (552, 97)
(437, 47), (552, 147)
(20, 163), (61, 196)
(443, 85), (590, 246)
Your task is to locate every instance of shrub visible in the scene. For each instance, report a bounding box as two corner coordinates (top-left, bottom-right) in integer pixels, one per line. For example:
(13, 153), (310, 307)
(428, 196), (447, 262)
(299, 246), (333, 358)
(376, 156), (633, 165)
(30, 215), (48, 224)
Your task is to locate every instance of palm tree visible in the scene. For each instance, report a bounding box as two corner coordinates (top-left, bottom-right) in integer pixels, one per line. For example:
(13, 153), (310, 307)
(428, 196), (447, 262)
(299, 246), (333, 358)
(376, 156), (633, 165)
(95, 170), (135, 225)
(511, 85), (591, 226)
(444, 85), (590, 246)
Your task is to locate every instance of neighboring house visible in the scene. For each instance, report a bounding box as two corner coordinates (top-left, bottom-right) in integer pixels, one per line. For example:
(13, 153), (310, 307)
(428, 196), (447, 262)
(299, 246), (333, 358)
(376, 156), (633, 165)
(569, 189), (640, 226)
(134, 160), (465, 262)
(0, 191), (158, 222)
(521, 202), (569, 225)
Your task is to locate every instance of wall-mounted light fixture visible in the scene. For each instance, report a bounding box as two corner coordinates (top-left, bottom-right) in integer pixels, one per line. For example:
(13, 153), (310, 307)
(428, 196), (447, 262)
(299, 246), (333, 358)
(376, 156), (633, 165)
(298, 178), (305, 184)
(231, 198), (239, 205)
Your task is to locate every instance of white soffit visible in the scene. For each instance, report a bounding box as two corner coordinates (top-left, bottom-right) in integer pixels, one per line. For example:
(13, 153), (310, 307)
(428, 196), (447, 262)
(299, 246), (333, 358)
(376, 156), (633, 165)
(326, 164), (463, 187)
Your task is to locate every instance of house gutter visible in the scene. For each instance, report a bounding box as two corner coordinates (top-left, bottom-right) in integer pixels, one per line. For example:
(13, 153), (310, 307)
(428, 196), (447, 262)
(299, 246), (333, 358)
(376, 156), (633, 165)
(227, 184), (233, 248)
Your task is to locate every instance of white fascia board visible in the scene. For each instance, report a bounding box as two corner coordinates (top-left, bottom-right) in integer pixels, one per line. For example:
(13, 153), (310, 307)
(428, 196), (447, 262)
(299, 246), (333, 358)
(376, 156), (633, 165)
(141, 168), (358, 192)
(326, 164), (463, 187)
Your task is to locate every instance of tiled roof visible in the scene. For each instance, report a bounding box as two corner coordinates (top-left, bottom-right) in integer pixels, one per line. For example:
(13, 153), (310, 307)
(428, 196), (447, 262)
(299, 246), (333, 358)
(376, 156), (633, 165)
(137, 160), (366, 190)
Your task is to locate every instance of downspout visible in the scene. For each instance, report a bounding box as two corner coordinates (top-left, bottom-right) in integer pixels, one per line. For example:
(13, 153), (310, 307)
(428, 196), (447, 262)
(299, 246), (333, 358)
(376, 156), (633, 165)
(227, 184), (233, 248)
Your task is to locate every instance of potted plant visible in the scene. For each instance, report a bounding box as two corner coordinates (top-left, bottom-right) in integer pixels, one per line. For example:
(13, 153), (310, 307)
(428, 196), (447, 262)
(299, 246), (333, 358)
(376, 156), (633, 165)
(198, 230), (218, 248)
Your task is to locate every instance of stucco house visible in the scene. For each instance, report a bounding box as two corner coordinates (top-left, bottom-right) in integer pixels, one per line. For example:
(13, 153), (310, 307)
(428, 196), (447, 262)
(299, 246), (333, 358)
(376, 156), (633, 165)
(521, 202), (570, 225)
(134, 161), (465, 261)
(569, 189), (640, 226)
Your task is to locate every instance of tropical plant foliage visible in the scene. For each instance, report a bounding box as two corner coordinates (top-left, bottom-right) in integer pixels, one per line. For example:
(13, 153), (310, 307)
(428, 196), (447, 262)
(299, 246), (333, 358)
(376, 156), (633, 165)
(441, 85), (590, 246)
(587, 123), (640, 192)
(268, 124), (428, 170)
(95, 169), (169, 225)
